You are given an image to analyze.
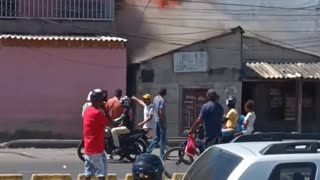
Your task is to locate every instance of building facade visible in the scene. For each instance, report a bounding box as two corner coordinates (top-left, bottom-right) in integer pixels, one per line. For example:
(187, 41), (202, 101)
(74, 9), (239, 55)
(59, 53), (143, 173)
(133, 28), (243, 136)
(133, 27), (320, 137)
(0, 0), (128, 139)
(0, 35), (127, 139)
(242, 36), (320, 133)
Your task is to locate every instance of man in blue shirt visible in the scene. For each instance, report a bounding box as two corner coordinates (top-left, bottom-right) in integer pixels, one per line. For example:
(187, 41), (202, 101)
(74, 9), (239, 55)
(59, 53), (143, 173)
(189, 89), (224, 149)
(146, 88), (167, 158)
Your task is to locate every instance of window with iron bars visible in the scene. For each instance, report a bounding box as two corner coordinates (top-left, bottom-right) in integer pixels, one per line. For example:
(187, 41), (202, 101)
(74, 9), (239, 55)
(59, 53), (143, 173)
(0, 0), (114, 21)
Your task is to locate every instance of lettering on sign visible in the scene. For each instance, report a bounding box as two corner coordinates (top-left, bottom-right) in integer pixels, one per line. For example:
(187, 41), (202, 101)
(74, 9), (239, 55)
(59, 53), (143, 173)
(182, 88), (208, 130)
(173, 52), (209, 73)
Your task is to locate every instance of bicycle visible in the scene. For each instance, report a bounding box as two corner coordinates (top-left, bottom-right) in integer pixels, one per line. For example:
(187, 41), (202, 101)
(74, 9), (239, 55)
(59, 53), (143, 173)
(162, 127), (204, 179)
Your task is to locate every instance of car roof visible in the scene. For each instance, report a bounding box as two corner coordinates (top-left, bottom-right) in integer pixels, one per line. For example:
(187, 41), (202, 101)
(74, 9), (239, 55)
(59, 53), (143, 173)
(213, 140), (320, 160)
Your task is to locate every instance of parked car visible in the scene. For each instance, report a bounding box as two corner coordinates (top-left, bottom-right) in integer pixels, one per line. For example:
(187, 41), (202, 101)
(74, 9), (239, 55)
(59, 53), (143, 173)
(183, 133), (320, 180)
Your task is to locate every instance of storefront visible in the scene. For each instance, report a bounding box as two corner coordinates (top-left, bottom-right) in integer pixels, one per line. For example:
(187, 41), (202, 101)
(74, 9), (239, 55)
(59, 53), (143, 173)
(243, 62), (320, 133)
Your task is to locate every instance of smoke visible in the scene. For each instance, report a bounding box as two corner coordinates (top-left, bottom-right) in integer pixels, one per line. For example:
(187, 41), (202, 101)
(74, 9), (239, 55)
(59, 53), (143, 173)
(116, 0), (320, 63)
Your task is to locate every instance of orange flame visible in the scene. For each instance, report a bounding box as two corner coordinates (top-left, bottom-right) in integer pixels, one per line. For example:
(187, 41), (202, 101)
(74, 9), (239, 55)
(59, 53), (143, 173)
(156, 0), (181, 8)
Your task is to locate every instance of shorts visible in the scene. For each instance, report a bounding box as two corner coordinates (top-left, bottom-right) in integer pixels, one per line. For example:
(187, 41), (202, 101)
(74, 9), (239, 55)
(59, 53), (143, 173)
(84, 153), (107, 177)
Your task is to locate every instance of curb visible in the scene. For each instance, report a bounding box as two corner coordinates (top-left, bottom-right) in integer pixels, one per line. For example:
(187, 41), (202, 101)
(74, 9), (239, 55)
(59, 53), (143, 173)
(1, 139), (81, 149)
(1, 138), (186, 149)
(0, 173), (185, 180)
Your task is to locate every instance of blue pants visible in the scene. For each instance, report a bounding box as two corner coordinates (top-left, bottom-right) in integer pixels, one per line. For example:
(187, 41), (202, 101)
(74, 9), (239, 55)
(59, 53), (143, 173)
(84, 153), (107, 178)
(147, 122), (167, 157)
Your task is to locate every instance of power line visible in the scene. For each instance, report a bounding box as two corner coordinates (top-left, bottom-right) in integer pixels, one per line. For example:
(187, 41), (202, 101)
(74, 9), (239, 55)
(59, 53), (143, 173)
(127, 4), (258, 12)
(143, 21), (320, 33)
(246, 30), (320, 54)
(144, 16), (319, 21)
(177, 0), (317, 10)
(296, 44), (320, 48)
(142, 11), (320, 17)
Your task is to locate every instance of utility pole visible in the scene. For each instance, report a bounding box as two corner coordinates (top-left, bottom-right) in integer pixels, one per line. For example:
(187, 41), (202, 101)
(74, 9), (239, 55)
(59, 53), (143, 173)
(316, 0), (320, 31)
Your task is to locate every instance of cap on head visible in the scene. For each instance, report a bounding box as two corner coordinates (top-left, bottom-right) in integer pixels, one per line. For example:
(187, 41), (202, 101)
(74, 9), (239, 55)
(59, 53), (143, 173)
(142, 94), (152, 100)
(207, 88), (218, 101)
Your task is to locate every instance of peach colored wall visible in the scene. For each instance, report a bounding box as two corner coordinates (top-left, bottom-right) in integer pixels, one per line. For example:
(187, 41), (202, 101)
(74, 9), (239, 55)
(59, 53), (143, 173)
(0, 47), (126, 138)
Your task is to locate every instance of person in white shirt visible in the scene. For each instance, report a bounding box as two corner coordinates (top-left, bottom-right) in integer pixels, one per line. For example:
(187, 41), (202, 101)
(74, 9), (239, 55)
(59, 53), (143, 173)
(239, 100), (256, 136)
(131, 94), (156, 138)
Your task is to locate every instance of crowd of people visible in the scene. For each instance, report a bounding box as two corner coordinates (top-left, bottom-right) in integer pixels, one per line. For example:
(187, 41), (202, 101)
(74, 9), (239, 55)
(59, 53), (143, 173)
(81, 87), (256, 180)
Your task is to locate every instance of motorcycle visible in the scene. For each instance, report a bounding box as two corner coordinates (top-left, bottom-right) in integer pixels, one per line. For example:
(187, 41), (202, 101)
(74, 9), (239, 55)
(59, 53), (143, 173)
(77, 127), (149, 162)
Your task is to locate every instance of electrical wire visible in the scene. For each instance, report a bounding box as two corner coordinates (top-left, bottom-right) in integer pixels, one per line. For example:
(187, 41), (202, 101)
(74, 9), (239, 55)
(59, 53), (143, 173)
(143, 16), (319, 21)
(175, 0), (317, 10)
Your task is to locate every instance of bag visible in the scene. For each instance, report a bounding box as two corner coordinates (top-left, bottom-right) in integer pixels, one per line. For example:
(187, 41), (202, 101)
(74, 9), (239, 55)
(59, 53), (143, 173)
(185, 136), (197, 156)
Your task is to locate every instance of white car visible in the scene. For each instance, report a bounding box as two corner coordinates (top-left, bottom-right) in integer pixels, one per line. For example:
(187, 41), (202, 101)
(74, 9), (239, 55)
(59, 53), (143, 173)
(183, 133), (320, 180)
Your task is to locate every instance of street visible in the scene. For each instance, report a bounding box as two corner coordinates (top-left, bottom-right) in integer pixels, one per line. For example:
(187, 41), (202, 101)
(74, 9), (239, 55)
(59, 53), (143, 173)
(0, 148), (188, 180)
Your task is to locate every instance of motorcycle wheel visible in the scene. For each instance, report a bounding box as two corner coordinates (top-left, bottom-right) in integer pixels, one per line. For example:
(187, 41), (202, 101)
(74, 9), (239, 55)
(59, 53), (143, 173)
(125, 138), (148, 162)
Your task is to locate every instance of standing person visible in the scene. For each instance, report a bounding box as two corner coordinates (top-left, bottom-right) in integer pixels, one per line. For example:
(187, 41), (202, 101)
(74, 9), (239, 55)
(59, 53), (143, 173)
(82, 89), (109, 118)
(132, 94), (156, 138)
(236, 100), (256, 136)
(189, 89), (224, 149)
(83, 90), (110, 180)
(146, 88), (167, 158)
(106, 89), (123, 121)
(82, 89), (101, 117)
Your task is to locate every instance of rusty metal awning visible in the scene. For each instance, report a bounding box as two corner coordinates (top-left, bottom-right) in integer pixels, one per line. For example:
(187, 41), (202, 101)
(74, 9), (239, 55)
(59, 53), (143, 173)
(0, 34), (127, 42)
(245, 62), (320, 79)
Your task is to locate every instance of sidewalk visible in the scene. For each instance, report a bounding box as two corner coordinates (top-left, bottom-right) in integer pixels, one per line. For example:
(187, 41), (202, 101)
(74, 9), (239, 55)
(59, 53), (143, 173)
(0, 137), (186, 148)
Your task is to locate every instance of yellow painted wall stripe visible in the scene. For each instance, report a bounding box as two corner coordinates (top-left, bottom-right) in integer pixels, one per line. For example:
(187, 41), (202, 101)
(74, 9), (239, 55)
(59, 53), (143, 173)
(171, 173), (185, 180)
(0, 174), (23, 180)
(124, 173), (133, 180)
(31, 174), (72, 180)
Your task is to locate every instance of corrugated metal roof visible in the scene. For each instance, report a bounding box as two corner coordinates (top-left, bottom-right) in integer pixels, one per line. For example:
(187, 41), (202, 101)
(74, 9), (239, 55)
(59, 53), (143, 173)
(0, 34), (127, 42)
(246, 62), (320, 79)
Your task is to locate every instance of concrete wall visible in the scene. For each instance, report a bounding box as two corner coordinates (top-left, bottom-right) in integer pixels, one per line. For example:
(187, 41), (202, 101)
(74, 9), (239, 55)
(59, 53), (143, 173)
(0, 46), (126, 138)
(135, 32), (243, 136)
(243, 37), (320, 63)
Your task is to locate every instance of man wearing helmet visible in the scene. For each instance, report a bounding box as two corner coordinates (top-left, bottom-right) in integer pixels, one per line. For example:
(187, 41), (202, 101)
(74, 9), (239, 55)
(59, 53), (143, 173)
(111, 96), (134, 150)
(222, 96), (239, 133)
(82, 89), (108, 118)
(83, 90), (110, 180)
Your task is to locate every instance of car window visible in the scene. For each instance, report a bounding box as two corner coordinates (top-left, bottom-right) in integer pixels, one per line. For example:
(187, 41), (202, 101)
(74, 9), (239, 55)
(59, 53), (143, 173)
(183, 147), (243, 180)
(268, 162), (316, 180)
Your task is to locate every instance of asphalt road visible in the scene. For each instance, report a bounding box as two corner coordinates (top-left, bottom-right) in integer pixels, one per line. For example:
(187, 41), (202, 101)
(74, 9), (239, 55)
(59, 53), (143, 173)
(0, 148), (188, 180)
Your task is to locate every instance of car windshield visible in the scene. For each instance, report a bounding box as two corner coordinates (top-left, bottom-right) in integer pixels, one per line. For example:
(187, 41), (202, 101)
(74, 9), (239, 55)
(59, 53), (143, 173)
(183, 147), (243, 180)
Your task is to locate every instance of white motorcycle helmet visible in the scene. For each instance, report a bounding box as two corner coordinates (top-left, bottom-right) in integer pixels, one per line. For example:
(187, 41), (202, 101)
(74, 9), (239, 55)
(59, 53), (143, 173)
(120, 96), (131, 108)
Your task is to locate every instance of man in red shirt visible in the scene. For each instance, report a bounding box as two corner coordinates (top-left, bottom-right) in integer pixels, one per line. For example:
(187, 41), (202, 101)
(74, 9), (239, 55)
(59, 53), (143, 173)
(83, 90), (110, 180)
